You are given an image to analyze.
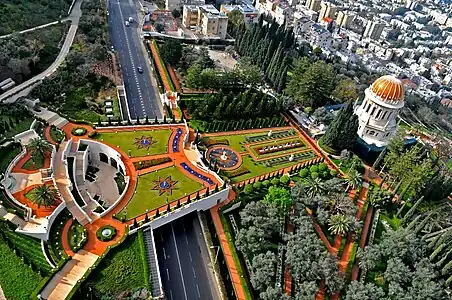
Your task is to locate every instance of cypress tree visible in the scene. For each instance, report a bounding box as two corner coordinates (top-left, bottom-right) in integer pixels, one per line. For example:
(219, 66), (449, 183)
(186, 194), (191, 204)
(8, 118), (14, 129)
(154, 116), (158, 124)
(196, 191), (200, 200)
(145, 116), (149, 124)
(320, 100), (358, 152)
(133, 218), (138, 228)
(167, 204), (171, 212)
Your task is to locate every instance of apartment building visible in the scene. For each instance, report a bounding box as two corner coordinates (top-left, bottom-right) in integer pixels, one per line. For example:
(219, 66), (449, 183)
(182, 4), (229, 39)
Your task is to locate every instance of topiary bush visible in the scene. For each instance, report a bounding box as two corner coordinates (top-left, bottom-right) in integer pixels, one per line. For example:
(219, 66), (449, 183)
(253, 181), (262, 190)
(262, 180), (270, 187)
(280, 175), (290, 185)
(310, 165), (319, 173)
(96, 225), (117, 242)
(299, 168), (309, 178)
(271, 178), (280, 186)
(311, 172), (319, 179)
(243, 184), (254, 195)
(330, 169), (338, 177)
(318, 162), (328, 172)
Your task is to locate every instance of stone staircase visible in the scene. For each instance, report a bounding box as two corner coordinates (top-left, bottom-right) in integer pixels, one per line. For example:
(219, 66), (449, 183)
(35, 108), (69, 129)
(143, 228), (163, 298)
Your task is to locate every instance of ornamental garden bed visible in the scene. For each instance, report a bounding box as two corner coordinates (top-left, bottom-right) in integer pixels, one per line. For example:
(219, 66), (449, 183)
(222, 166), (250, 178)
(96, 225), (117, 242)
(22, 154), (45, 171)
(133, 157), (172, 170)
(95, 129), (171, 157)
(71, 127), (87, 136)
(252, 139), (305, 156)
(117, 165), (203, 220)
(50, 125), (65, 143)
(200, 137), (230, 148)
(68, 220), (88, 252)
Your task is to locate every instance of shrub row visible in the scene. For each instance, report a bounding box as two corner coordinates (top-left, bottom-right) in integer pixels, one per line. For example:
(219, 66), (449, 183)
(223, 166), (250, 178)
(133, 157), (172, 170)
(201, 138), (229, 147)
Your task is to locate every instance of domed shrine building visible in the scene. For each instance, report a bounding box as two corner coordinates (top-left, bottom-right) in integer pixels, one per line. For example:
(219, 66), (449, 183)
(355, 75), (405, 148)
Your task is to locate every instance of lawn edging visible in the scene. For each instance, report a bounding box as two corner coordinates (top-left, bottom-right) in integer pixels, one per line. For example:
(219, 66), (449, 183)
(137, 229), (152, 290)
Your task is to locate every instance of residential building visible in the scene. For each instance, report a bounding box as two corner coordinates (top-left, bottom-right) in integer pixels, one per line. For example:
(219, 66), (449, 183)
(182, 4), (229, 39)
(183, 5), (199, 27)
(363, 20), (385, 40)
(354, 75), (405, 148)
(166, 0), (204, 11)
(318, 1), (337, 21)
(309, 23), (333, 48)
(220, 3), (259, 23)
(306, 0), (321, 12)
(336, 11), (355, 28)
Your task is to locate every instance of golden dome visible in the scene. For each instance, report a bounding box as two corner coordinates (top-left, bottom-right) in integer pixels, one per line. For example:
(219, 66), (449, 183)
(370, 75), (405, 102)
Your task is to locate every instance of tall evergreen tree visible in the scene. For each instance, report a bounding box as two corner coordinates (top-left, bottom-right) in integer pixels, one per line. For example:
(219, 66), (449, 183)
(319, 100), (358, 152)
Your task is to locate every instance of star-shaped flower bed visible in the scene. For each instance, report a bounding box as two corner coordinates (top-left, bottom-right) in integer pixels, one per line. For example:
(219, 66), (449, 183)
(133, 135), (157, 150)
(152, 176), (178, 196)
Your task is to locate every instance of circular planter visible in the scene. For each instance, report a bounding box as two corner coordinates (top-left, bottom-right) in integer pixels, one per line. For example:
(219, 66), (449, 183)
(96, 225), (117, 242)
(71, 127), (87, 136)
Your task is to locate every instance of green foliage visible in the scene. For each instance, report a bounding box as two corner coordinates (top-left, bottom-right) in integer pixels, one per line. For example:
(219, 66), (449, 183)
(244, 184), (254, 195)
(0, 235), (42, 299)
(96, 225), (117, 242)
(137, 230), (151, 290)
(320, 100), (358, 152)
(332, 78), (359, 102)
(161, 39), (182, 65)
(86, 235), (147, 297)
(264, 186), (291, 211)
(285, 58), (334, 107)
(311, 171), (319, 178)
(253, 181), (263, 190)
(310, 165), (319, 173)
(0, 0), (72, 35)
(299, 168), (309, 178)
(280, 175), (290, 185)
(262, 180), (270, 187)
(271, 178), (280, 186)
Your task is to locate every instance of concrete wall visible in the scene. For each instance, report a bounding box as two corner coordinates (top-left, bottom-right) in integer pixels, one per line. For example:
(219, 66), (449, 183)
(79, 139), (127, 175)
(129, 188), (229, 234)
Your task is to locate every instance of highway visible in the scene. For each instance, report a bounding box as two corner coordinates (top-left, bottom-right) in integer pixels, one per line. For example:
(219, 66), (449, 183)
(154, 213), (217, 300)
(107, 0), (163, 119)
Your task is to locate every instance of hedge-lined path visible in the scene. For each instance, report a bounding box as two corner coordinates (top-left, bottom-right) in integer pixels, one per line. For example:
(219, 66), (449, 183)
(210, 189), (247, 300)
(62, 218), (76, 257)
(202, 126), (293, 138)
(149, 40), (173, 92)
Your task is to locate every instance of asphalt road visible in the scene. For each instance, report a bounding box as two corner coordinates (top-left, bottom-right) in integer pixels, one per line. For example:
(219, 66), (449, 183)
(154, 213), (216, 300)
(107, 0), (162, 119)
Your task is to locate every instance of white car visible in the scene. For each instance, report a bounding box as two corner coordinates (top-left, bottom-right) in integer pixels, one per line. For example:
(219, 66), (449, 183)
(125, 20), (130, 26)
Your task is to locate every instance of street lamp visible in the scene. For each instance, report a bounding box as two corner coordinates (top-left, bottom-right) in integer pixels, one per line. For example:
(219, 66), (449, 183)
(210, 245), (220, 264)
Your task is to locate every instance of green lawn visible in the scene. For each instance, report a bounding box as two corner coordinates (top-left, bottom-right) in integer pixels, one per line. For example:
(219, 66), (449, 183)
(1, 226), (53, 274)
(231, 155), (314, 183)
(22, 154), (45, 171)
(96, 129), (172, 157)
(0, 236), (42, 300)
(67, 220), (87, 252)
(119, 166), (203, 219)
(85, 234), (147, 297)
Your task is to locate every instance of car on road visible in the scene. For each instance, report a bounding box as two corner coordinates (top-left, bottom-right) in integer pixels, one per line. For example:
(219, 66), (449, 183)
(125, 20), (130, 26)
(128, 17), (133, 23)
(137, 66), (143, 73)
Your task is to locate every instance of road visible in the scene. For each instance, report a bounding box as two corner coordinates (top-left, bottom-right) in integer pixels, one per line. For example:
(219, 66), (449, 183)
(0, 0), (83, 103)
(107, 0), (163, 119)
(154, 213), (217, 300)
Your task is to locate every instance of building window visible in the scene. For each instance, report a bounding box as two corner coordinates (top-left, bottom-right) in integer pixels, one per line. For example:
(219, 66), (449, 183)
(376, 109), (381, 119)
(366, 102), (371, 113)
(369, 130), (375, 136)
(371, 106), (376, 116)
(382, 111), (388, 119)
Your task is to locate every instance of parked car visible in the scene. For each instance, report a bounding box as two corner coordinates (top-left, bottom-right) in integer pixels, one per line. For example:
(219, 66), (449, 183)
(137, 66), (143, 73)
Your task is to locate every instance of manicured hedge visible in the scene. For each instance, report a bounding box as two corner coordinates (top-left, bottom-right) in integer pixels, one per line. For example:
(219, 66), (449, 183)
(133, 157), (172, 170)
(223, 166), (250, 178)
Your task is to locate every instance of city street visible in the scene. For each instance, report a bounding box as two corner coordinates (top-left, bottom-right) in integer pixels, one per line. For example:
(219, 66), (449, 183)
(107, 0), (163, 119)
(154, 213), (217, 300)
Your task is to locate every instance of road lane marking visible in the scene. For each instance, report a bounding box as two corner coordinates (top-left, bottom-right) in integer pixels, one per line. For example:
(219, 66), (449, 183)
(163, 247), (166, 259)
(192, 267), (196, 279)
(169, 290), (173, 300)
(188, 252), (192, 262)
(171, 224), (188, 300)
(185, 234), (189, 245)
(166, 268), (170, 281)
(196, 284), (200, 298)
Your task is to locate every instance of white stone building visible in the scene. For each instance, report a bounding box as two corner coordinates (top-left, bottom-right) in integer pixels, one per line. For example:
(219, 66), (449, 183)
(354, 75), (405, 148)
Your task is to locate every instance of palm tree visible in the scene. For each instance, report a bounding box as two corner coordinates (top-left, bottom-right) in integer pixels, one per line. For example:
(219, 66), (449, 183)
(29, 184), (59, 208)
(328, 214), (350, 236)
(26, 138), (52, 158)
(345, 169), (363, 191)
(303, 177), (328, 198)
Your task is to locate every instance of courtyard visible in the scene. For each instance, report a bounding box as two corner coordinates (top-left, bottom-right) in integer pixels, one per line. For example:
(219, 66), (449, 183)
(118, 165), (204, 220)
(95, 129), (172, 157)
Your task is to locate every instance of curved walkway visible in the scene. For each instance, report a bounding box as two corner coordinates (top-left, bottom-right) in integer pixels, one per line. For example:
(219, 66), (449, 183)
(62, 218), (76, 257)
(0, 0), (83, 103)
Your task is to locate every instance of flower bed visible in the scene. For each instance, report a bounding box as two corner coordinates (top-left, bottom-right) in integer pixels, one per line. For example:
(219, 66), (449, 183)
(133, 157), (172, 170)
(96, 225), (117, 242)
(223, 166), (250, 178)
(71, 127), (87, 136)
(150, 40), (175, 92)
